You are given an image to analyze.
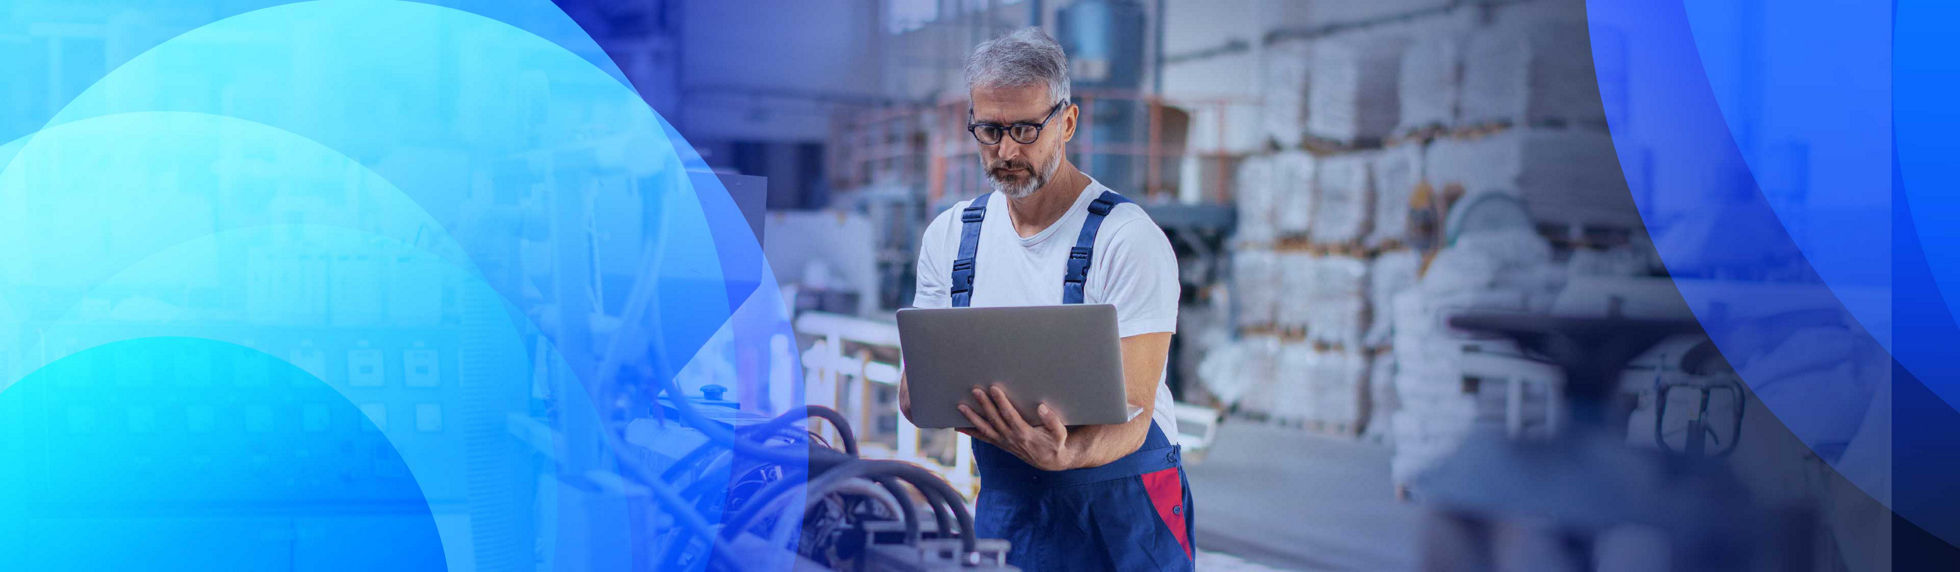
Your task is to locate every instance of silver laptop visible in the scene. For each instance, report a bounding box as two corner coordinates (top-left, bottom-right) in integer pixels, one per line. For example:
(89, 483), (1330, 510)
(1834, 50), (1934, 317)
(896, 304), (1130, 429)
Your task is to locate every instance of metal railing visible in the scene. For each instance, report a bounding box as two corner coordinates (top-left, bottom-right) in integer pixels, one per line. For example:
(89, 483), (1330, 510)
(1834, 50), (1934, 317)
(795, 311), (978, 493)
(793, 310), (1227, 492)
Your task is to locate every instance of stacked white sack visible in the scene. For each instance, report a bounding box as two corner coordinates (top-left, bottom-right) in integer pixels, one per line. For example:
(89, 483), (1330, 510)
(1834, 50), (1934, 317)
(1370, 143), (1425, 246)
(1233, 250), (1278, 328)
(1311, 153), (1375, 244)
(1423, 135), (1515, 197)
(1390, 290), (1467, 399)
(1389, 395), (1478, 485)
(1459, 21), (1603, 127)
(1197, 342), (1250, 407)
(1502, 131), (1636, 229)
(1438, 227), (1567, 312)
(1423, 130), (1634, 228)
(1307, 255), (1370, 348)
(1389, 227), (1564, 486)
(1233, 155), (1276, 244)
(1366, 352), (1399, 443)
(1314, 348), (1371, 427)
(1397, 33), (1463, 132)
(1275, 341), (1318, 423)
(1307, 38), (1406, 143)
(1236, 335), (1282, 417)
(1272, 151), (1317, 236)
(1273, 251), (1317, 329)
(1366, 250), (1421, 348)
(1262, 41), (1313, 149)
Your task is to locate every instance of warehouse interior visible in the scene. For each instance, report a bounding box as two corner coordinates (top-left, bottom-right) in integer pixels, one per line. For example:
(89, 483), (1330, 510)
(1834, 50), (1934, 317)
(0, 0), (1895, 569)
(528, 0), (1896, 569)
(537, 0), (1895, 569)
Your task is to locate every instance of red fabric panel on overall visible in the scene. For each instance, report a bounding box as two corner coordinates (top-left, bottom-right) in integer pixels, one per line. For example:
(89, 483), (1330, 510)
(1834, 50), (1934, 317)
(1141, 466), (1191, 558)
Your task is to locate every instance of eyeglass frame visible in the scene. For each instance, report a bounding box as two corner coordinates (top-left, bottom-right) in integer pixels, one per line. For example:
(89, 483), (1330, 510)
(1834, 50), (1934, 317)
(966, 100), (1070, 146)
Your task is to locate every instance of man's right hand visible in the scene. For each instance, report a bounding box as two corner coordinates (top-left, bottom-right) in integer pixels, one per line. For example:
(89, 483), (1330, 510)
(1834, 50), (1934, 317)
(897, 371), (915, 423)
(957, 385), (1077, 471)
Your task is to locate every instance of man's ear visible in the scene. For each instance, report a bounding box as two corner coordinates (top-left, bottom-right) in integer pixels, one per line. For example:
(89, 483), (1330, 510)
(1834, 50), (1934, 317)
(1061, 103), (1078, 142)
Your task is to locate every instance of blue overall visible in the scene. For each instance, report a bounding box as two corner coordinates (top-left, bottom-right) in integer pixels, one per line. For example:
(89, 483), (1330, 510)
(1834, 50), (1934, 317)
(952, 191), (1196, 570)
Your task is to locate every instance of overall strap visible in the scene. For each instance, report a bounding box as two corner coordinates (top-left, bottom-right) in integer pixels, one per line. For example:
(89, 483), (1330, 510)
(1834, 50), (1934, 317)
(961, 189), (1180, 489)
(974, 421), (1182, 488)
(1062, 190), (1131, 305)
(950, 192), (990, 308)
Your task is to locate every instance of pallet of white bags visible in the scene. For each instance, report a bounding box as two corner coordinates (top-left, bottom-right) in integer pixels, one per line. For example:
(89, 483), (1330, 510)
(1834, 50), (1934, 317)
(1300, 134), (1385, 155)
(1386, 124), (1449, 147)
(1446, 120), (1512, 140)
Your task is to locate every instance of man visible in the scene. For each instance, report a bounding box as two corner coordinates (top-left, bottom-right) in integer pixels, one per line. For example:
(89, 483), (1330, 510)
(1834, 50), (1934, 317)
(899, 27), (1194, 570)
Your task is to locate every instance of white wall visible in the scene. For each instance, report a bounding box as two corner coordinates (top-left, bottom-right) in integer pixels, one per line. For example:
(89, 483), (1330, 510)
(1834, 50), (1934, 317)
(762, 210), (880, 316)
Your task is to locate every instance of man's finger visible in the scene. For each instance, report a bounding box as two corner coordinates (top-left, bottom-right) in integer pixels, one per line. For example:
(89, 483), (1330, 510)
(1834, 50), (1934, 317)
(1037, 403), (1068, 443)
(958, 404), (1000, 442)
(991, 385), (1035, 432)
(971, 387), (1009, 431)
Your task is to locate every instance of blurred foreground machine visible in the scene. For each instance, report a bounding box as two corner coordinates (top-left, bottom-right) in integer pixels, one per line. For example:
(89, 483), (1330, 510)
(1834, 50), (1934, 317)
(1416, 313), (1809, 571)
(613, 392), (1017, 572)
(564, 171), (1016, 571)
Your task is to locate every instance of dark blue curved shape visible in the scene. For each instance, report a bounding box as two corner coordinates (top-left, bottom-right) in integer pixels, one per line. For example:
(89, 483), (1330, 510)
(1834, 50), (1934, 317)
(1594, 0), (1960, 551)
(1894, 0), (1960, 554)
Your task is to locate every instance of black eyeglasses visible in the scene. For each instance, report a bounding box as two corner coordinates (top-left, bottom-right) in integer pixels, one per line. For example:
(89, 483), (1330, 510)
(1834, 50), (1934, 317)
(967, 100), (1068, 146)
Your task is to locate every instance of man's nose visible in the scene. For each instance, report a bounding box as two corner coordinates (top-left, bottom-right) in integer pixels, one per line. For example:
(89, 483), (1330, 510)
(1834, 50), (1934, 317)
(995, 138), (1026, 162)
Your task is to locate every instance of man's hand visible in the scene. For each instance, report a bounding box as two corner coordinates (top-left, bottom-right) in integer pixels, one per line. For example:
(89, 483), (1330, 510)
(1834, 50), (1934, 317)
(956, 385), (1076, 471)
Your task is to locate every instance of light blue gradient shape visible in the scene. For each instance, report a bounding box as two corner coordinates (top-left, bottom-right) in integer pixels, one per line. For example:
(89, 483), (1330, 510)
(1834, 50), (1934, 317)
(0, 0), (636, 146)
(0, 0), (798, 569)
(0, 109), (592, 569)
(0, 337), (448, 570)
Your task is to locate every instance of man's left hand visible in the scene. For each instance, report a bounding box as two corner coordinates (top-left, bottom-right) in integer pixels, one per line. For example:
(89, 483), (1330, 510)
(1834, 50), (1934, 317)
(957, 385), (1074, 471)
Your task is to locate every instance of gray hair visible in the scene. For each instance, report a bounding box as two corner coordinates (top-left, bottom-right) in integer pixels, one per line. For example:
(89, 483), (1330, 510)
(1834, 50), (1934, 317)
(964, 27), (1071, 105)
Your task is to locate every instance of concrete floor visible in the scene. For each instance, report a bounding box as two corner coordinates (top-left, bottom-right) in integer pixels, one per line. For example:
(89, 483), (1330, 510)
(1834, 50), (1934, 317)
(1185, 421), (1422, 571)
(1195, 549), (1291, 572)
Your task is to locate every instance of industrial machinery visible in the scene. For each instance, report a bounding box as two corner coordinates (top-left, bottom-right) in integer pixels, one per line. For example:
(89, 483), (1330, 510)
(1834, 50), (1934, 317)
(532, 165), (1017, 570)
(1417, 314), (1806, 571)
(587, 280), (1018, 571)
(1652, 340), (1746, 458)
(634, 397), (1017, 571)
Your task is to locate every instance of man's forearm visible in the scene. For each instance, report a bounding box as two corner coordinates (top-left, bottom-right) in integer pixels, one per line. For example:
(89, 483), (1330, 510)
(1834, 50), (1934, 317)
(1057, 331), (1171, 469)
(1059, 414), (1152, 469)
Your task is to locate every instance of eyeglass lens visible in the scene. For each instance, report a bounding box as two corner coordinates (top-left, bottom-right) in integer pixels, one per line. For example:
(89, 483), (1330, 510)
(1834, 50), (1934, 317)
(972, 123), (1040, 145)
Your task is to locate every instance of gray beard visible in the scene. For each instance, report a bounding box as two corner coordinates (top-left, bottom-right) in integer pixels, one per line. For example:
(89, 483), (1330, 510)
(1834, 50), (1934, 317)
(987, 152), (1062, 199)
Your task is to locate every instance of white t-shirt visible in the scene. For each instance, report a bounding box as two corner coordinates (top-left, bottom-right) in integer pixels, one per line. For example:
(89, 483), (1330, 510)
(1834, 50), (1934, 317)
(912, 179), (1182, 437)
